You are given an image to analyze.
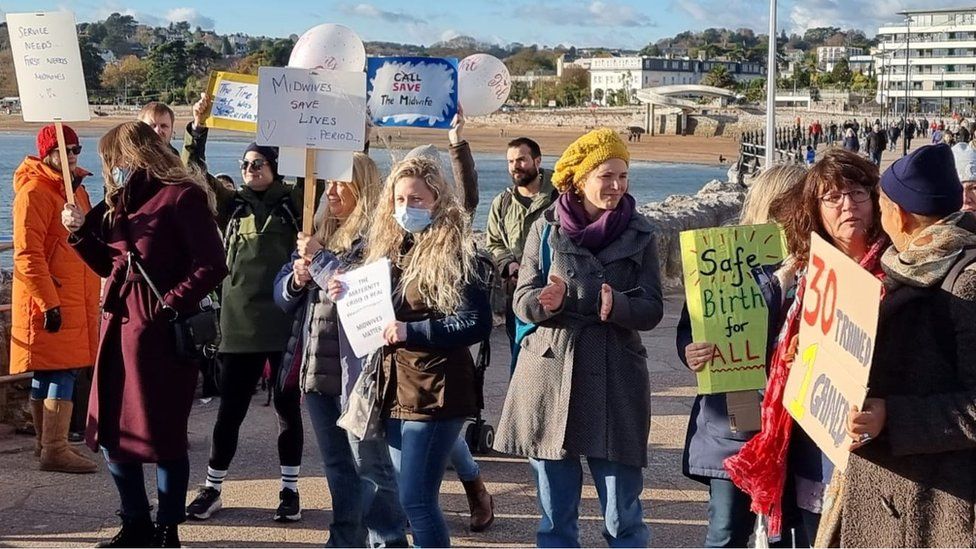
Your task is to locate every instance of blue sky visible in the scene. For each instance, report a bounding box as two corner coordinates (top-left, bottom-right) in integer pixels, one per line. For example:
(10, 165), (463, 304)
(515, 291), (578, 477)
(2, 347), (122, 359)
(1, 1), (936, 50)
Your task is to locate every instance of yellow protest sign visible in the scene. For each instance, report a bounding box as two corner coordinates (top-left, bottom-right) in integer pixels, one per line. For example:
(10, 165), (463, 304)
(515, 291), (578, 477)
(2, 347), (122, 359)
(680, 224), (787, 394)
(203, 71), (259, 133)
(782, 233), (881, 472)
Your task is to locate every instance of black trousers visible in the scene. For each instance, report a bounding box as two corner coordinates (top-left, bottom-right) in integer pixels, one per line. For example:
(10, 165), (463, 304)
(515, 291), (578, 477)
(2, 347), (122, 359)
(208, 352), (303, 470)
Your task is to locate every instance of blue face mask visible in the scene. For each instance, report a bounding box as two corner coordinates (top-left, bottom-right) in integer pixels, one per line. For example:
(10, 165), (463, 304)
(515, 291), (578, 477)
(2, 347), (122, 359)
(393, 205), (432, 233)
(112, 167), (131, 185)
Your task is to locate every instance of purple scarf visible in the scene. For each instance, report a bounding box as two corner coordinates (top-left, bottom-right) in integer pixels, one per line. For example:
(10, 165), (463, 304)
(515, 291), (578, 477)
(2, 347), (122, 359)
(556, 192), (635, 252)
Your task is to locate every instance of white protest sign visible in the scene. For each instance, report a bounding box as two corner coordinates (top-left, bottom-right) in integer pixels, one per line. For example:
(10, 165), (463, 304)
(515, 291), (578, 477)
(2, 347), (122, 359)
(6, 11), (90, 122)
(783, 233), (882, 472)
(278, 147), (354, 181)
(257, 66), (366, 150)
(336, 259), (396, 358)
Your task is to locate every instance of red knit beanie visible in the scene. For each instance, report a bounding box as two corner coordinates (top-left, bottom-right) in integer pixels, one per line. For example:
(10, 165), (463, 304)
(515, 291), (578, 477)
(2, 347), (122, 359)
(36, 124), (79, 159)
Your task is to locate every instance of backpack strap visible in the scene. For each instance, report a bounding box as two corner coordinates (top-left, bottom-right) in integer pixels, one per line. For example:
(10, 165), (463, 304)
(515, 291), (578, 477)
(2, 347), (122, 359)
(941, 246), (976, 293)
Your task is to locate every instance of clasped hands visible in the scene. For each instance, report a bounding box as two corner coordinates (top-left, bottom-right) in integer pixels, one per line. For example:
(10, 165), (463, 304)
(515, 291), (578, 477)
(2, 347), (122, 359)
(537, 274), (615, 321)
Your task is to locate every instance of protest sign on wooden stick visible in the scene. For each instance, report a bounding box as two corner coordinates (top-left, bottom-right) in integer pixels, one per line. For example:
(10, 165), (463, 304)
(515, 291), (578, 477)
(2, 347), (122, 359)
(6, 11), (91, 205)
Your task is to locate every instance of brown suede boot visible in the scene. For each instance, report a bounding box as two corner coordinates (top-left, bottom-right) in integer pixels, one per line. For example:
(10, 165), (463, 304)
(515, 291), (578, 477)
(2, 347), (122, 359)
(39, 399), (97, 474)
(30, 399), (44, 458)
(31, 399), (89, 459)
(461, 476), (495, 532)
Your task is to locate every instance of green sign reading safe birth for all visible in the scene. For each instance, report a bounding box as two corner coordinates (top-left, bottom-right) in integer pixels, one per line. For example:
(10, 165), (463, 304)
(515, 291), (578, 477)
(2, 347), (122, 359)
(679, 224), (787, 394)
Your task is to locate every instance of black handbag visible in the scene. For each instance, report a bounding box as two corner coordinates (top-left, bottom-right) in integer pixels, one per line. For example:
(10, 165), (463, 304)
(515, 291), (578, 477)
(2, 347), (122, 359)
(128, 252), (221, 361)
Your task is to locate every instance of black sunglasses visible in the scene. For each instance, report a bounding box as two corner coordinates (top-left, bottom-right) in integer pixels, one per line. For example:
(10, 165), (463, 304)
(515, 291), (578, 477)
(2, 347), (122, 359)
(56, 145), (83, 155)
(239, 158), (267, 171)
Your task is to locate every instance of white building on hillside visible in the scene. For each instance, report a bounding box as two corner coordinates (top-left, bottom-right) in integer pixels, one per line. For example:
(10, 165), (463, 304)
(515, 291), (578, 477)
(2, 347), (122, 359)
(817, 46), (866, 72)
(586, 56), (765, 105)
(876, 7), (976, 115)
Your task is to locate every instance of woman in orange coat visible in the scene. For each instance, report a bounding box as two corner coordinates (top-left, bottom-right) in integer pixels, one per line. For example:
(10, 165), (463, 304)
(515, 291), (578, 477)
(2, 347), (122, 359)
(11, 124), (101, 473)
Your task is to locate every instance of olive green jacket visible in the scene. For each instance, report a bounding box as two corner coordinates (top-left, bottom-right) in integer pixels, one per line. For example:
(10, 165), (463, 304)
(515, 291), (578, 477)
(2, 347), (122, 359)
(183, 123), (308, 353)
(485, 170), (558, 276)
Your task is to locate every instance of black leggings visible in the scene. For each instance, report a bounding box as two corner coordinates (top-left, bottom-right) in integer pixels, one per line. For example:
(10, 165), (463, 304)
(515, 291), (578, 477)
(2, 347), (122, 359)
(208, 352), (303, 469)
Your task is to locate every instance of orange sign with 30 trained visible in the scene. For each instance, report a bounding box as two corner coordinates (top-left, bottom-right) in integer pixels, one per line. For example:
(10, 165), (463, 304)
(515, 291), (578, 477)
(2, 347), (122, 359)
(783, 233), (882, 472)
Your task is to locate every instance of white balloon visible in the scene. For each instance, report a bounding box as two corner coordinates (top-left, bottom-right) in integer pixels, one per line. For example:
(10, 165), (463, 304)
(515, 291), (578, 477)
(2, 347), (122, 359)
(289, 24), (366, 71)
(458, 54), (511, 117)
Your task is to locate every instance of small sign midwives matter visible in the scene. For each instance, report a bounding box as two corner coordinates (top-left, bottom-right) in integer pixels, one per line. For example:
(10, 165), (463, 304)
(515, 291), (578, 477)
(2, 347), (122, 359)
(335, 259), (396, 358)
(6, 11), (90, 122)
(366, 57), (458, 128)
(204, 71), (259, 132)
(782, 233), (882, 472)
(257, 66), (366, 150)
(680, 224), (787, 394)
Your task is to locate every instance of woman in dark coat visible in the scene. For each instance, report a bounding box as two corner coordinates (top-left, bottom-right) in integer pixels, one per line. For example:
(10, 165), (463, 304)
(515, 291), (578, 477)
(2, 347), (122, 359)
(836, 144), (976, 547)
(61, 121), (227, 548)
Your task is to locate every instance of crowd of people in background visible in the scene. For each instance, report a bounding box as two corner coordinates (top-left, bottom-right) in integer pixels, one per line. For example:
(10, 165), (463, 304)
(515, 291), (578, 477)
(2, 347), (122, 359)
(9, 94), (976, 549)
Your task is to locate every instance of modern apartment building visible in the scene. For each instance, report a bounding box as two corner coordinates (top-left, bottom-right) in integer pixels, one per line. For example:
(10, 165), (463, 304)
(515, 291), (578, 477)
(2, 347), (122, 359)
(586, 56), (765, 105)
(876, 6), (976, 115)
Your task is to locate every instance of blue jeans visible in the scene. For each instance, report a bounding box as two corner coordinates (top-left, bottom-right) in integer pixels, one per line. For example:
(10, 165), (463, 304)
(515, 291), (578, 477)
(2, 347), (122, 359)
(450, 436), (480, 482)
(31, 369), (78, 400)
(305, 392), (408, 548)
(530, 456), (649, 548)
(705, 478), (755, 548)
(103, 449), (190, 525)
(385, 418), (463, 548)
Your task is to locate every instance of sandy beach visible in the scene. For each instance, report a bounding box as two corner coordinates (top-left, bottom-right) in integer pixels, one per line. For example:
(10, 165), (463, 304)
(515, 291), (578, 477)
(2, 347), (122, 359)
(0, 111), (738, 166)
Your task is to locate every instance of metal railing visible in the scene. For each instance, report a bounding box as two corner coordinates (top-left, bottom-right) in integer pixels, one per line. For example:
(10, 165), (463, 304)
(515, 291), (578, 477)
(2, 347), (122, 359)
(0, 238), (25, 384)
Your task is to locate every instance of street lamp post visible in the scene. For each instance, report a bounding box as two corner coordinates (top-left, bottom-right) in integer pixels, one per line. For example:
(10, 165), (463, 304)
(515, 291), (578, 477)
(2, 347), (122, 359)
(765, 0), (777, 168)
(903, 14), (912, 156)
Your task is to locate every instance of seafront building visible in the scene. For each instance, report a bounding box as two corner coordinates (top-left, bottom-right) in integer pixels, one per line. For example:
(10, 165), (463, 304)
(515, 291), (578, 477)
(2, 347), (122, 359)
(584, 56), (765, 105)
(876, 6), (976, 115)
(817, 46), (866, 72)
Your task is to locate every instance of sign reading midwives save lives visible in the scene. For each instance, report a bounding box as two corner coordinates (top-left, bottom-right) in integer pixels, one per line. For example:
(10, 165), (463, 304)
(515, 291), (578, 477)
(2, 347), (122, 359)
(257, 66), (366, 150)
(783, 233), (882, 472)
(680, 224), (787, 394)
(367, 57), (458, 129)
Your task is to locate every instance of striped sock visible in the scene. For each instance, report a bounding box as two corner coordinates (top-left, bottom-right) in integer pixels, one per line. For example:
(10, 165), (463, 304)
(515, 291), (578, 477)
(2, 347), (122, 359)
(281, 465), (300, 492)
(205, 467), (228, 492)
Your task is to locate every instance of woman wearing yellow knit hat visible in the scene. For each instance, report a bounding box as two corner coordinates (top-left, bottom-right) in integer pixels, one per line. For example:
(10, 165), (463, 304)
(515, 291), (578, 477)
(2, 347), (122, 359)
(496, 128), (664, 547)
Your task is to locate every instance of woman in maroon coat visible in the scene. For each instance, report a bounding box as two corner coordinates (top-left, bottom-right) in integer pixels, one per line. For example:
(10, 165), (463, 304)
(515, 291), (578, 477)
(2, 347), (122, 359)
(61, 121), (227, 548)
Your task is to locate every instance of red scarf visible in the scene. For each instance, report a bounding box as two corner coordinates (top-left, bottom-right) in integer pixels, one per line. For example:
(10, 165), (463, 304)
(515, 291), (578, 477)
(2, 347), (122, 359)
(723, 237), (888, 539)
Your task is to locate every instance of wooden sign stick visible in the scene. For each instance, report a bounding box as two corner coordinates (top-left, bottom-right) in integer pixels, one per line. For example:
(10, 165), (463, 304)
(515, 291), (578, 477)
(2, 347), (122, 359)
(54, 121), (76, 206)
(303, 148), (317, 235)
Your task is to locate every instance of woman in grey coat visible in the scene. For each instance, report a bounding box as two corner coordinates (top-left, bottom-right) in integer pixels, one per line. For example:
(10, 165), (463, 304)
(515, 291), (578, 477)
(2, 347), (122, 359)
(496, 128), (664, 548)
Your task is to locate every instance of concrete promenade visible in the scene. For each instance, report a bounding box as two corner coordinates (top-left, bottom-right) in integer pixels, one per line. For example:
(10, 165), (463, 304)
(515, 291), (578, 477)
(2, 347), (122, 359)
(0, 292), (711, 548)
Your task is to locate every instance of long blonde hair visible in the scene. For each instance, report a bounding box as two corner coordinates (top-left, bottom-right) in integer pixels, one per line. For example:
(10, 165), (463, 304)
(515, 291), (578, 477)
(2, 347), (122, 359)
(365, 157), (477, 314)
(99, 121), (215, 221)
(313, 152), (380, 255)
(739, 164), (807, 225)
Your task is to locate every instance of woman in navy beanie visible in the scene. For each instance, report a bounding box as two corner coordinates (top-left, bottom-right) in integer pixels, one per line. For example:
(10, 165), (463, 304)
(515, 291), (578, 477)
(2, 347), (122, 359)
(829, 143), (976, 546)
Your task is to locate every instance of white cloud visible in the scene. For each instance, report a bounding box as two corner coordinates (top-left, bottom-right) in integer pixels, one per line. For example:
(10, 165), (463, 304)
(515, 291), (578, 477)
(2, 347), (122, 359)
(341, 3), (425, 25)
(520, 1), (655, 28)
(440, 29), (461, 42)
(164, 8), (215, 30)
(787, 0), (935, 35)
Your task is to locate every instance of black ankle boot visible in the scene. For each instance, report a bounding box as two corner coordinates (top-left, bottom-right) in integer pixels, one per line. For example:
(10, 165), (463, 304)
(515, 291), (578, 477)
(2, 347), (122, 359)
(153, 523), (181, 548)
(95, 513), (154, 548)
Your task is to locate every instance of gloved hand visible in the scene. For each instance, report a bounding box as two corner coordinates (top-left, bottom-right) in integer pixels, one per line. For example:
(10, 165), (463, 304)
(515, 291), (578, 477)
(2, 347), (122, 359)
(43, 307), (62, 333)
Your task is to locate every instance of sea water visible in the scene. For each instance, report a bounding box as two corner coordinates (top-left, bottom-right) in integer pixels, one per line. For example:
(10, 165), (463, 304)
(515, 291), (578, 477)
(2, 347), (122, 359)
(0, 132), (728, 267)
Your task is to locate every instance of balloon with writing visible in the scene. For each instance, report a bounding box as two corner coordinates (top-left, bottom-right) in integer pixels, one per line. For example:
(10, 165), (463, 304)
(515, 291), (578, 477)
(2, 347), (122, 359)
(289, 24), (366, 72)
(458, 54), (511, 116)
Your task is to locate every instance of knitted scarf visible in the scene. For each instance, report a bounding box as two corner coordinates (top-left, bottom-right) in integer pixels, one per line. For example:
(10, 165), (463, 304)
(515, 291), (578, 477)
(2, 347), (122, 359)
(723, 235), (889, 539)
(555, 192), (635, 252)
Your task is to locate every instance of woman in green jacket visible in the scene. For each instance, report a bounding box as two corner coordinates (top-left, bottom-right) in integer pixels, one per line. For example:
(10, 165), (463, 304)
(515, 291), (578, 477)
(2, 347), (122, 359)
(184, 140), (309, 523)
